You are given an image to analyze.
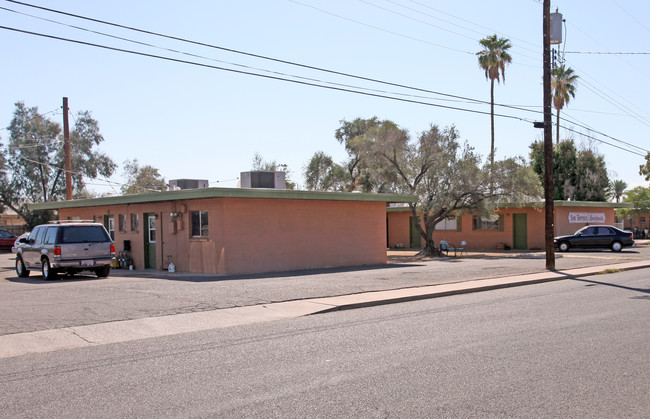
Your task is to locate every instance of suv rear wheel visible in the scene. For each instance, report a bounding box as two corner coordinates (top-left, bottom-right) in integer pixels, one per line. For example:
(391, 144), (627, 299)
(95, 266), (111, 278)
(41, 258), (58, 280)
(15, 256), (30, 278)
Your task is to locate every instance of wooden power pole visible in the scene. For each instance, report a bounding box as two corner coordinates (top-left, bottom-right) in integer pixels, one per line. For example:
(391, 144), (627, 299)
(63, 97), (72, 201)
(543, 0), (556, 270)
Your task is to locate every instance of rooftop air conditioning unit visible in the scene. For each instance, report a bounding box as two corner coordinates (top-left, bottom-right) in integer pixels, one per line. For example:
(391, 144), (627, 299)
(240, 171), (286, 189)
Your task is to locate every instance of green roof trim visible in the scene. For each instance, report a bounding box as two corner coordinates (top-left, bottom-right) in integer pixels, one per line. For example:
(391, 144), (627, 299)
(29, 187), (417, 210)
(494, 200), (632, 209)
(385, 200), (632, 213)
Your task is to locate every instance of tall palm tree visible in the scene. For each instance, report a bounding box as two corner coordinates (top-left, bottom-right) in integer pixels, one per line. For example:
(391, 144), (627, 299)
(609, 179), (628, 203)
(551, 65), (578, 144)
(477, 34), (512, 169)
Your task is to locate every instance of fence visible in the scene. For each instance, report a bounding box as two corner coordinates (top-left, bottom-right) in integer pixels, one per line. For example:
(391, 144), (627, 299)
(0, 224), (29, 236)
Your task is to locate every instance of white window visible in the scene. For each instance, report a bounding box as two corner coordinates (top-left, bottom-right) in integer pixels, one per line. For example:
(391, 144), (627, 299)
(148, 215), (156, 243)
(191, 210), (209, 237)
(107, 217), (115, 240)
(473, 215), (499, 231)
(435, 217), (457, 231)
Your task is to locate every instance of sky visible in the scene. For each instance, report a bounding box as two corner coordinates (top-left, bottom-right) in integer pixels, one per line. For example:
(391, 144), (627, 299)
(1, 0), (649, 196)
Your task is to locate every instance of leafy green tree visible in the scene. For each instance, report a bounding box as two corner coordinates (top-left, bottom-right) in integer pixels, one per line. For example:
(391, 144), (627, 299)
(529, 139), (608, 201)
(333, 117), (383, 192)
(608, 179), (628, 203)
(311, 118), (542, 256)
(0, 102), (116, 227)
(619, 186), (650, 220)
(640, 152), (650, 181)
(477, 34), (512, 169)
(121, 159), (167, 195)
(251, 152), (296, 190)
(551, 65), (578, 144)
(303, 151), (347, 191)
(574, 146), (609, 201)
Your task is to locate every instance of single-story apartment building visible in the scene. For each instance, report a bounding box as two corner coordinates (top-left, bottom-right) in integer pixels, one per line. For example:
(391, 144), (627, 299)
(387, 201), (631, 250)
(31, 188), (415, 275)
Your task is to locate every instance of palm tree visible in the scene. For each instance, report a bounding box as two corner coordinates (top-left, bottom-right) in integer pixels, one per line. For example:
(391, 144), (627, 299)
(551, 65), (578, 144)
(477, 34), (512, 169)
(609, 179), (628, 203)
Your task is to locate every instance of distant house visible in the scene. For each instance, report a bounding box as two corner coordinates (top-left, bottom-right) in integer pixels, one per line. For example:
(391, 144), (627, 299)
(0, 207), (27, 236)
(387, 201), (631, 250)
(31, 187), (414, 275)
(622, 211), (650, 239)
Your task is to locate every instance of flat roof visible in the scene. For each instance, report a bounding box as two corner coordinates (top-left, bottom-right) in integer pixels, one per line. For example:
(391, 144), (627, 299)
(29, 187), (417, 210)
(385, 200), (632, 213)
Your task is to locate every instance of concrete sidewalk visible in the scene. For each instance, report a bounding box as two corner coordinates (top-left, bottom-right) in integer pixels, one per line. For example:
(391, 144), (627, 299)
(2, 258), (648, 359)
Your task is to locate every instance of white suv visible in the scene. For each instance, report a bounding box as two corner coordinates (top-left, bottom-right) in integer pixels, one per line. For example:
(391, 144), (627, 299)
(14, 222), (115, 280)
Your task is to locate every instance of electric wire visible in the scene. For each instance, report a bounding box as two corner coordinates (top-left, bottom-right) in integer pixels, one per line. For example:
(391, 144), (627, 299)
(1, 0), (540, 113)
(0, 5), (486, 106)
(0, 25), (532, 122)
(382, 0), (542, 60)
(2, 0), (647, 159)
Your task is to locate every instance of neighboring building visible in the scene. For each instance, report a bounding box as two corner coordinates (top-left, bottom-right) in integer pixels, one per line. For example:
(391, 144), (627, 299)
(622, 211), (650, 239)
(387, 201), (630, 250)
(31, 188), (414, 275)
(0, 207), (27, 236)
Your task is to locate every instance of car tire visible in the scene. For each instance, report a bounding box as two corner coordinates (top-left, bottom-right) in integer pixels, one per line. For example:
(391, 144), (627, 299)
(15, 256), (30, 278)
(95, 266), (111, 278)
(558, 241), (570, 252)
(41, 258), (58, 280)
(611, 241), (623, 252)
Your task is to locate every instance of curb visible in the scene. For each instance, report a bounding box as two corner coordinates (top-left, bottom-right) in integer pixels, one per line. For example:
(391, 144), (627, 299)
(1, 260), (648, 359)
(311, 260), (650, 313)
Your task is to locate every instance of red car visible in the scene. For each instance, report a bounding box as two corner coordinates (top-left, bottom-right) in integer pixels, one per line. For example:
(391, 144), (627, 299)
(0, 229), (17, 251)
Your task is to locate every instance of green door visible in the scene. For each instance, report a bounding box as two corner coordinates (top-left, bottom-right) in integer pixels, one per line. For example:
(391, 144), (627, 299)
(409, 216), (421, 248)
(144, 213), (157, 269)
(513, 213), (528, 249)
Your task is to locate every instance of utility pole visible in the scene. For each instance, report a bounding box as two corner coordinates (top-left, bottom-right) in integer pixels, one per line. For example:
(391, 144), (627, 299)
(543, 0), (555, 270)
(63, 97), (72, 200)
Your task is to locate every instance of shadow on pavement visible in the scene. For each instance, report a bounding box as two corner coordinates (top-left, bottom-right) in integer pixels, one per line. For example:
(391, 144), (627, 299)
(567, 275), (650, 295)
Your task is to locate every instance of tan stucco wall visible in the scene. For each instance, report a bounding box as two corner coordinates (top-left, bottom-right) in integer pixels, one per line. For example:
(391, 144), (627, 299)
(387, 205), (617, 251)
(59, 197), (387, 275)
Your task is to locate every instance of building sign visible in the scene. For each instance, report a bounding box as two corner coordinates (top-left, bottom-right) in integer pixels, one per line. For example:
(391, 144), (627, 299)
(568, 212), (606, 224)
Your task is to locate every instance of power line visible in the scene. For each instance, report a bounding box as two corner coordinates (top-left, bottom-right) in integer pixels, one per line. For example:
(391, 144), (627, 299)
(0, 25), (532, 122)
(1, 0), (540, 114)
(384, 0), (542, 59)
(566, 51), (650, 55)
(289, 0), (474, 55)
(2, 1), (647, 159)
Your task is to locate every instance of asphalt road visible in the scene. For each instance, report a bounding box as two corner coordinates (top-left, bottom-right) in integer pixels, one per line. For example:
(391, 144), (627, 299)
(1, 245), (649, 335)
(1, 269), (647, 418)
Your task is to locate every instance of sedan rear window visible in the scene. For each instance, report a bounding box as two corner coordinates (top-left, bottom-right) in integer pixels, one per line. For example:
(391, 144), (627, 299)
(60, 226), (111, 244)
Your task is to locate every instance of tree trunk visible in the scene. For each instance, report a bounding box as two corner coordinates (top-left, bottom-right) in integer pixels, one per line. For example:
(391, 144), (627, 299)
(490, 78), (495, 169)
(422, 239), (442, 257)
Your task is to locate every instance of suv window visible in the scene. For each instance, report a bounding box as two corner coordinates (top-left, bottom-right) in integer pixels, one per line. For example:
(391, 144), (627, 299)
(61, 226), (112, 244)
(28, 226), (42, 243)
(34, 227), (45, 244)
(44, 227), (58, 244)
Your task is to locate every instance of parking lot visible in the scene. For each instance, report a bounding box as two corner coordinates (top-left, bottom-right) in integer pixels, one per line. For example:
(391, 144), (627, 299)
(1, 243), (648, 336)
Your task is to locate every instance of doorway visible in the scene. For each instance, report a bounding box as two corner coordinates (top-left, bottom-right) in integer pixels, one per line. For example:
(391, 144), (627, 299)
(513, 213), (528, 249)
(409, 216), (421, 248)
(144, 213), (157, 269)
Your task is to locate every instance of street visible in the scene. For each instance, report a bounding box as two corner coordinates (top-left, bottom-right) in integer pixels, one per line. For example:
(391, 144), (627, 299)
(1, 245), (649, 335)
(1, 269), (648, 417)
